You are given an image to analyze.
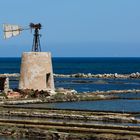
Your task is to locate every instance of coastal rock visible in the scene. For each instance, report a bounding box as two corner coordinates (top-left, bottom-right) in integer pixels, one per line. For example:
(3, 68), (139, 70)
(87, 73), (92, 77)
(97, 74), (102, 78)
(114, 73), (118, 78)
(54, 72), (140, 79)
(55, 88), (77, 95)
(97, 95), (105, 98)
(0, 73), (20, 78)
(5, 99), (42, 105)
(2, 72), (140, 80)
(6, 92), (21, 99)
(130, 73), (136, 78)
(129, 72), (140, 78)
(75, 73), (84, 78)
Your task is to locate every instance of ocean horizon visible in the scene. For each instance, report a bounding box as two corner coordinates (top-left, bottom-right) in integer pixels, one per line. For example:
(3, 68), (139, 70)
(0, 57), (140, 74)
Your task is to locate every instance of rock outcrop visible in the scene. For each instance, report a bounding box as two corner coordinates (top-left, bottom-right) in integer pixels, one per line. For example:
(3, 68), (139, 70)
(54, 72), (140, 79)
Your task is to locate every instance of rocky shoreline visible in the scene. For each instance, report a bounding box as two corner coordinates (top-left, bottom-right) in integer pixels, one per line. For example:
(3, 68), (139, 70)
(2, 72), (140, 79)
(52, 88), (140, 103)
(54, 72), (140, 79)
(0, 88), (140, 105)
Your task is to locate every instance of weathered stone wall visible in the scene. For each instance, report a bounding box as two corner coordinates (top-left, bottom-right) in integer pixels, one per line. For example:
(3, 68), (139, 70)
(19, 52), (54, 91)
(0, 77), (9, 92)
(4, 77), (9, 93)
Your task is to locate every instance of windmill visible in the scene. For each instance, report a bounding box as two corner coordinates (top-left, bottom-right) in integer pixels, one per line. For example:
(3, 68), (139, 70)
(3, 23), (42, 52)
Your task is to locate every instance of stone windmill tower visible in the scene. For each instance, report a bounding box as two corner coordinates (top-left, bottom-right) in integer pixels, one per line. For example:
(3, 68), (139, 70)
(3, 23), (55, 91)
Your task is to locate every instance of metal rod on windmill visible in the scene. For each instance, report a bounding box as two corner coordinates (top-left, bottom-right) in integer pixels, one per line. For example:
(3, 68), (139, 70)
(3, 23), (42, 52)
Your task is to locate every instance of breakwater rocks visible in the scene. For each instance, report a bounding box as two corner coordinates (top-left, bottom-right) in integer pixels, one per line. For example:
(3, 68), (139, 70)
(54, 72), (140, 79)
(85, 89), (140, 95)
(1, 72), (140, 79)
(2, 72), (140, 79)
(0, 73), (20, 78)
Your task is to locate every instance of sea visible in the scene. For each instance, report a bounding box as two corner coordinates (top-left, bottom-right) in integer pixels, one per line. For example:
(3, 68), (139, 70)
(1, 57), (140, 112)
(1, 57), (140, 74)
(2, 57), (140, 92)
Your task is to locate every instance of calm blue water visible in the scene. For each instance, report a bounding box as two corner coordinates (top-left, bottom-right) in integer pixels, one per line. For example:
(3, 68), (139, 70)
(19, 99), (140, 112)
(0, 58), (20, 74)
(53, 57), (140, 74)
(1, 57), (140, 92)
(45, 99), (140, 112)
(55, 77), (140, 92)
(0, 57), (140, 74)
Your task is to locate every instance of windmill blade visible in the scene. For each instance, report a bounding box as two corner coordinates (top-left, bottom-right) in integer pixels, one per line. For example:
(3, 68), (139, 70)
(3, 24), (22, 39)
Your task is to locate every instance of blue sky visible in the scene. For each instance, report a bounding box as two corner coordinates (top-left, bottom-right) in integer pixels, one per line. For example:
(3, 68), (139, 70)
(0, 0), (140, 57)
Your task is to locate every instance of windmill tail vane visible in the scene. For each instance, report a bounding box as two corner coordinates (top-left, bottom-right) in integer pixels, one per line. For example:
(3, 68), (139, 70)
(3, 24), (23, 39)
(3, 23), (42, 52)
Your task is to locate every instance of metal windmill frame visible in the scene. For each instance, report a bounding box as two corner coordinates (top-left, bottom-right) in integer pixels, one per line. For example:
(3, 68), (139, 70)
(3, 23), (42, 52)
